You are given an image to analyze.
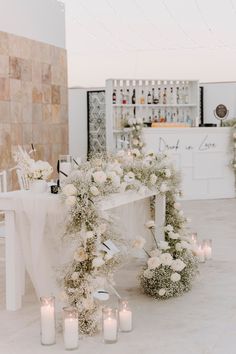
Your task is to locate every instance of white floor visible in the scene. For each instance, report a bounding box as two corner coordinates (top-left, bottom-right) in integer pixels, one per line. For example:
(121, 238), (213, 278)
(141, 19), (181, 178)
(0, 199), (236, 354)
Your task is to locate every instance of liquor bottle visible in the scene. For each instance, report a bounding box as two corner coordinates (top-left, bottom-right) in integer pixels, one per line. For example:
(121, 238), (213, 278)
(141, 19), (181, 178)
(152, 88), (155, 104)
(180, 85), (185, 105)
(147, 91), (152, 104)
(163, 87), (167, 104)
(185, 84), (189, 104)
(158, 87), (161, 104)
(126, 89), (130, 104)
(112, 89), (116, 104)
(122, 89), (127, 104)
(120, 89), (124, 104)
(176, 87), (180, 104)
(139, 90), (145, 104)
(132, 89), (136, 104)
(169, 87), (174, 104)
(153, 88), (159, 104)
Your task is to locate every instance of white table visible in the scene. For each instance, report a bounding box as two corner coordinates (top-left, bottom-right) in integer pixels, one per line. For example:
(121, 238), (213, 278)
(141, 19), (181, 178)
(0, 190), (165, 311)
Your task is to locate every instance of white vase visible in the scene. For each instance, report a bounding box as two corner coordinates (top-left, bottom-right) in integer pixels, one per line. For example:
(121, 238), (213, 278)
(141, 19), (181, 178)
(30, 180), (48, 193)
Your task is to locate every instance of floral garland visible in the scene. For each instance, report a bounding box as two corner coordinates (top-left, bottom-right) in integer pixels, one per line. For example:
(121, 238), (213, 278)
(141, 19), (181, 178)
(60, 150), (198, 335)
(231, 125), (236, 180)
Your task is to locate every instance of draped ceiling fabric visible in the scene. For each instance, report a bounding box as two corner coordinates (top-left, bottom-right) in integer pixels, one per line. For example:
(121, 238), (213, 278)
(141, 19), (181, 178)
(63, 0), (236, 87)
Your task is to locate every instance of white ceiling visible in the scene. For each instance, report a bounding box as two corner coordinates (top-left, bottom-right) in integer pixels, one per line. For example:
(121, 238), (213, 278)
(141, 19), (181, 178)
(63, 0), (236, 87)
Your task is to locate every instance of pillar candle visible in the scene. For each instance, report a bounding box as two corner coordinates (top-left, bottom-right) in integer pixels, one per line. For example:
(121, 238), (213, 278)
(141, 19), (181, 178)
(64, 317), (78, 350)
(103, 317), (118, 342)
(119, 309), (132, 332)
(40, 304), (56, 345)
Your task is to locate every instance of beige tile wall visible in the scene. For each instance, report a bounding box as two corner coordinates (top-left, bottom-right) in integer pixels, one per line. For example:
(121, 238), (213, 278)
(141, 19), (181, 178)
(0, 31), (68, 189)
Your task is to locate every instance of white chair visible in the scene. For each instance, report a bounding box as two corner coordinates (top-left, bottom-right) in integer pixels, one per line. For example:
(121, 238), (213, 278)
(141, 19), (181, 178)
(16, 169), (30, 190)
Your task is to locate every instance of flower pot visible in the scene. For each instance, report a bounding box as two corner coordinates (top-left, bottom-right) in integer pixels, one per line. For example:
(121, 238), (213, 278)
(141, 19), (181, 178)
(30, 180), (48, 193)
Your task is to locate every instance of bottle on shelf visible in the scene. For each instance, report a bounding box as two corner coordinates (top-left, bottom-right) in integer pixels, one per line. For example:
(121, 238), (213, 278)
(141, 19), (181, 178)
(120, 89), (124, 104)
(152, 88), (155, 104)
(169, 87), (175, 104)
(126, 89), (130, 104)
(163, 87), (167, 104)
(147, 91), (152, 104)
(122, 89), (127, 104)
(185, 83), (189, 104)
(112, 89), (117, 104)
(158, 87), (161, 104)
(139, 90), (145, 104)
(132, 89), (136, 104)
(180, 85), (185, 105)
(176, 87), (180, 104)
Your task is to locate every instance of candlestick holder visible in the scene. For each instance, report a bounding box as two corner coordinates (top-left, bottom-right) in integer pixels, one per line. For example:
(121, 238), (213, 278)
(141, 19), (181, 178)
(102, 307), (118, 344)
(63, 307), (79, 351)
(40, 296), (56, 346)
(119, 298), (132, 332)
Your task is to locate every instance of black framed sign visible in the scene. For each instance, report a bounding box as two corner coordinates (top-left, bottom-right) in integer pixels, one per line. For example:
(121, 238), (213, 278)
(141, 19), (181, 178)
(87, 90), (106, 156)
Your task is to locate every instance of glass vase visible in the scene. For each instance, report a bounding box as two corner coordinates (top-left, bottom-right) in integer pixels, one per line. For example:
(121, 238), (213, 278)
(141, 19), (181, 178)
(40, 296), (56, 346)
(63, 307), (79, 351)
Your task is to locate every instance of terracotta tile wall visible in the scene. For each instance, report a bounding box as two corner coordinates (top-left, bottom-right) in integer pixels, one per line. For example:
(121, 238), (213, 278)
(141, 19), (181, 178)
(0, 31), (68, 189)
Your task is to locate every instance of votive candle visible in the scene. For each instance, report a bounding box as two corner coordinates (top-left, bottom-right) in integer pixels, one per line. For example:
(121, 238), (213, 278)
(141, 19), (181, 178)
(102, 308), (118, 344)
(63, 307), (79, 351)
(119, 299), (132, 332)
(40, 296), (56, 346)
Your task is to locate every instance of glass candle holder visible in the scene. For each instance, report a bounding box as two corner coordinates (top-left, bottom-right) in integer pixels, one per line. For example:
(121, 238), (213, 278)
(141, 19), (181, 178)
(203, 239), (212, 260)
(196, 242), (205, 263)
(63, 307), (79, 351)
(119, 298), (132, 332)
(40, 296), (56, 346)
(102, 307), (118, 344)
(59, 155), (72, 182)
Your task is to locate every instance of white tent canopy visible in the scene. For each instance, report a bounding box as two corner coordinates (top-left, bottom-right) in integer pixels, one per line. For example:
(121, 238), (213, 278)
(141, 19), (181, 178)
(63, 0), (236, 87)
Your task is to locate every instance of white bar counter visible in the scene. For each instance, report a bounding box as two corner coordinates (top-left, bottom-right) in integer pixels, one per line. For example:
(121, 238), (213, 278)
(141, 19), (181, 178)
(143, 127), (235, 200)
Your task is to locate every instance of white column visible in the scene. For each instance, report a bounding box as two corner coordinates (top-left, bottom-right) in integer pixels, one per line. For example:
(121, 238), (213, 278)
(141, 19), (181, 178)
(155, 194), (166, 241)
(5, 210), (23, 310)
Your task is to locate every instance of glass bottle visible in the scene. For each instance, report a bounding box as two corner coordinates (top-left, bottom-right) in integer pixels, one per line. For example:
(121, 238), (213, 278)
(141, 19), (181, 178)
(163, 87), (167, 104)
(132, 89), (136, 104)
(112, 89), (116, 104)
(139, 90), (145, 104)
(147, 91), (152, 104)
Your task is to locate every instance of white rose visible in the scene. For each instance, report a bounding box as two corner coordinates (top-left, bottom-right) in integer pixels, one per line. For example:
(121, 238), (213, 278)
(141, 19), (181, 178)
(124, 172), (135, 183)
(132, 237), (146, 249)
(65, 195), (77, 207)
(171, 259), (186, 272)
(145, 220), (155, 229)
(131, 149), (141, 157)
(132, 138), (139, 146)
(170, 272), (181, 282)
(143, 269), (153, 279)
(92, 257), (105, 268)
(90, 186), (100, 196)
(150, 174), (157, 185)
(116, 150), (125, 158)
(158, 241), (170, 250)
(158, 288), (166, 296)
(74, 247), (88, 262)
(86, 231), (94, 239)
(175, 243), (182, 252)
(160, 253), (173, 266)
(148, 257), (161, 270)
(164, 169), (171, 178)
(71, 272), (80, 281)
(174, 202), (181, 210)
(150, 249), (161, 257)
(93, 171), (107, 184)
(62, 184), (77, 196)
(160, 183), (168, 193)
(164, 224), (174, 233)
(169, 232), (180, 240)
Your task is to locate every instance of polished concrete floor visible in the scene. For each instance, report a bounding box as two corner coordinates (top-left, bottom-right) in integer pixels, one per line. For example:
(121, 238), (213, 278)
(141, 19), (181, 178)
(0, 199), (236, 354)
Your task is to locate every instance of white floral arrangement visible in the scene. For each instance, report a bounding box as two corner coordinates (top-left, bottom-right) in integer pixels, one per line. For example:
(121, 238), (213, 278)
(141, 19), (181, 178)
(137, 213), (198, 299)
(60, 150), (198, 335)
(14, 146), (53, 181)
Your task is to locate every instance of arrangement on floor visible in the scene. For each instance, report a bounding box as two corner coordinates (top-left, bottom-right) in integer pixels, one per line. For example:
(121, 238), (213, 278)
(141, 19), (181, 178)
(60, 149), (199, 335)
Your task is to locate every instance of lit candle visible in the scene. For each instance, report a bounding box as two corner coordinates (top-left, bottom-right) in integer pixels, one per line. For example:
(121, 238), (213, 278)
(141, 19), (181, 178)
(119, 299), (132, 332)
(63, 307), (79, 351)
(119, 309), (132, 332)
(191, 232), (198, 245)
(40, 296), (56, 346)
(102, 308), (118, 344)
(202, 239), (212, 261)
(197, 244), (205, 263)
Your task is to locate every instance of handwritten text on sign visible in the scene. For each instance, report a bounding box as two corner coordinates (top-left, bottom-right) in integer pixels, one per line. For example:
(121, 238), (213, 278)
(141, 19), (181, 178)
(158, 135), (216, 152)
